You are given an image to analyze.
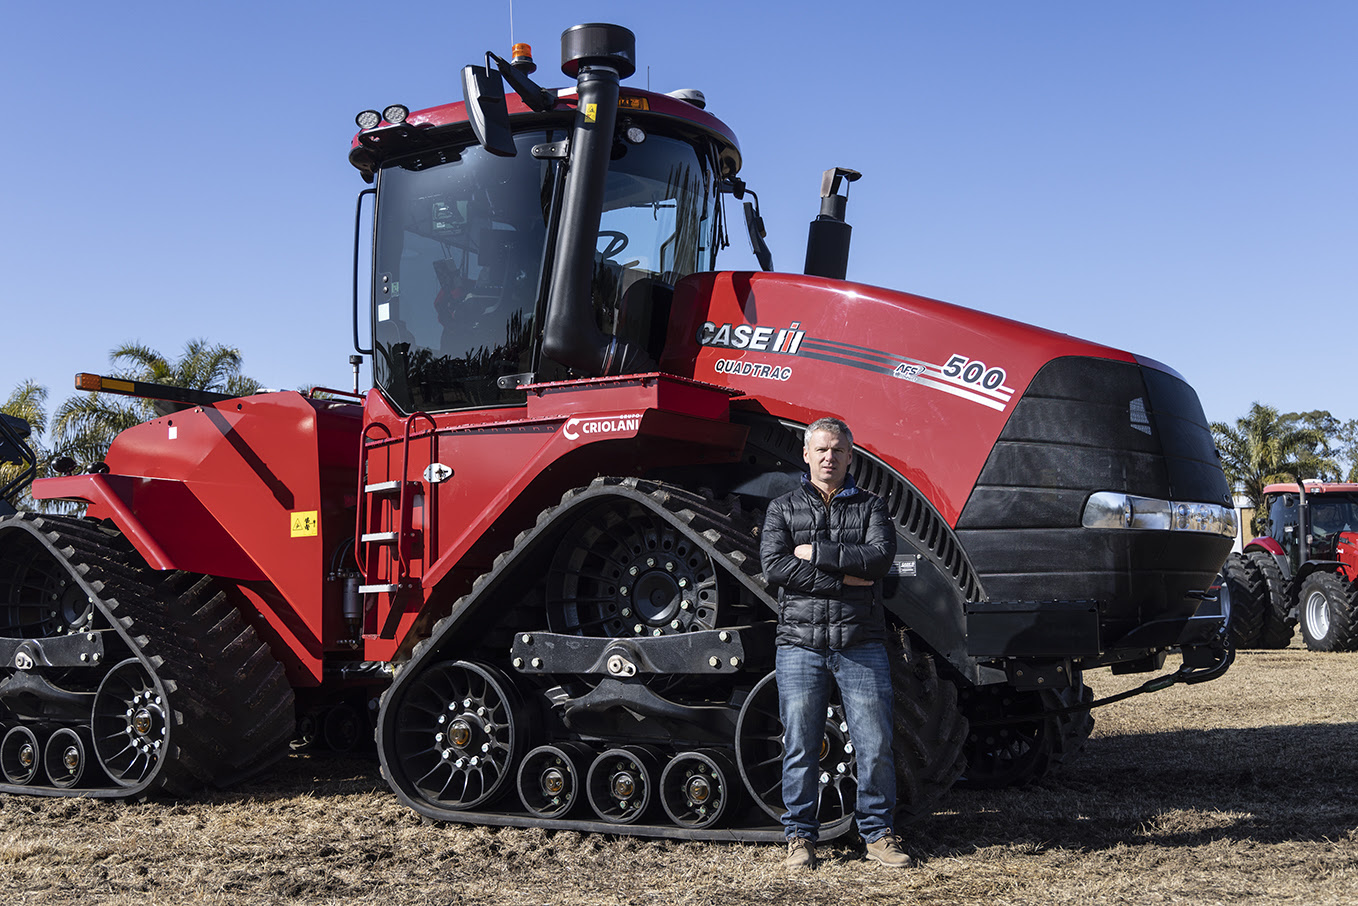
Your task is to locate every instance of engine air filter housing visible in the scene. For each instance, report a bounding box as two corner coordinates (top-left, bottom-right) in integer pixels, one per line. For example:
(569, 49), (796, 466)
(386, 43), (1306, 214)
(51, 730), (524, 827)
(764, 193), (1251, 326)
(561, 23), (636, 78)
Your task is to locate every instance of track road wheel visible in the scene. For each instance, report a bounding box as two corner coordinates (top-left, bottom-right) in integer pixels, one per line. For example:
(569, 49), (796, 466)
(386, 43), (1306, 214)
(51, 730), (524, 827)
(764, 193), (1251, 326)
(517, 742), (592, 819)
(44, 727), (94, 789)
(1220, 552), (1265, 649)
(1299, 572), (1358, 652)
(1245, 550), (1295, 649)
(1, 726), (43, 785)
(388, 661), (527, 809)
(586, 746), (661, 824)
(660, 749), (741, 830)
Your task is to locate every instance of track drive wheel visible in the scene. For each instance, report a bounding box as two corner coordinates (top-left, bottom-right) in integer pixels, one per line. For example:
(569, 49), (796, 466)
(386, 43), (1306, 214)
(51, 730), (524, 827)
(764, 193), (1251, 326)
(387, 660), (527, 809)
(1299, 571), (1358, 652)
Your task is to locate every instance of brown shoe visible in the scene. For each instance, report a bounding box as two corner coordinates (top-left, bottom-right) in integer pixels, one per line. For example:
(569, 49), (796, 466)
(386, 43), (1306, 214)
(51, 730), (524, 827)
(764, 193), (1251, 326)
(782, 836), (818, 869)
(864, 833), (913, 867)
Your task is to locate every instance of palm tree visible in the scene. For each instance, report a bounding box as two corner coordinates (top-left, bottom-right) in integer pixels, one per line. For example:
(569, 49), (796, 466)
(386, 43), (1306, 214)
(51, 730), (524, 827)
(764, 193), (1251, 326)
(53, 339), (261, 469)
(1211, 403), (1337, 535)
(0, 381), (49, 511)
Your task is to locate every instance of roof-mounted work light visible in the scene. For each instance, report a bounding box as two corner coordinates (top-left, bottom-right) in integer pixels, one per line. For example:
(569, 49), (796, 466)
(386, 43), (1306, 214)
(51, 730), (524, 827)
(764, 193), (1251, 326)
(382, 104), (409, 125)
(355, 109), (382, 130)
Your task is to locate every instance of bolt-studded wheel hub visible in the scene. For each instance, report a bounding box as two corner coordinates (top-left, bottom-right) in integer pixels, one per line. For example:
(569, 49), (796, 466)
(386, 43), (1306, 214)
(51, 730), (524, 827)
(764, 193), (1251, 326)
(660, 749), (741, 829)
(91, 658), (170, 787)
(517, 742), (592, 819)
(546, 500), (720, 638)
(391, 661), (525, 810)
(44, 727), (90, 789)
(586, 746), (659, 824)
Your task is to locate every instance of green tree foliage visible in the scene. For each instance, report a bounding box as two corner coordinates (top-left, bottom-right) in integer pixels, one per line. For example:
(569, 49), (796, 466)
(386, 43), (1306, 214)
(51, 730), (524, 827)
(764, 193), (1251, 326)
(1212, 403), (1338, 534)
(0, 381), (49, 511)
(53, 339), (261, 468)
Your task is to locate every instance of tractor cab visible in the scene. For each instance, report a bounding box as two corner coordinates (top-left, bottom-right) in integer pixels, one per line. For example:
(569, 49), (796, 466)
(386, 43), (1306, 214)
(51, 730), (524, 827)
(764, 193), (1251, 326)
(349, 25), (741, 417)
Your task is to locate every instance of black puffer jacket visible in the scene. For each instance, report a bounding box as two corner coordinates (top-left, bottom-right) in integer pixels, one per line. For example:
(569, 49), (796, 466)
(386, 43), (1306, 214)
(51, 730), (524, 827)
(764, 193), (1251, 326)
(759, 474), (897, 650)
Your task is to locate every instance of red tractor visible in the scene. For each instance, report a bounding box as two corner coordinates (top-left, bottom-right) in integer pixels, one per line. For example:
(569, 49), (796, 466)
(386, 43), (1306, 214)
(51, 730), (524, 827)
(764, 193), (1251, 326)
(1224, 481), (1358, 651)
(0, 24), (1236, 838)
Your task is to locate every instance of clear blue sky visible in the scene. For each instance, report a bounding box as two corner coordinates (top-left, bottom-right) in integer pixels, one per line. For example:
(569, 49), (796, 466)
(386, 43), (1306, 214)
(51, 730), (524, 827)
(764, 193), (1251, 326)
(3, 1), (1354, 431)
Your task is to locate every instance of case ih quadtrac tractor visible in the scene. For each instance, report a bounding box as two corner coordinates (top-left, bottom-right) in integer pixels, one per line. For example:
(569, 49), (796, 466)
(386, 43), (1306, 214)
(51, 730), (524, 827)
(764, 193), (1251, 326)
(1224, 481), (1358, 651)
(0, 25), (1236, 839)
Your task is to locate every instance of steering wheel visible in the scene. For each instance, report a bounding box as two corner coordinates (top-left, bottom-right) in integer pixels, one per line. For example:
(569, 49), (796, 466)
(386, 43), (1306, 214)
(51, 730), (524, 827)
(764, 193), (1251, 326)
(597, 230), (629, 260)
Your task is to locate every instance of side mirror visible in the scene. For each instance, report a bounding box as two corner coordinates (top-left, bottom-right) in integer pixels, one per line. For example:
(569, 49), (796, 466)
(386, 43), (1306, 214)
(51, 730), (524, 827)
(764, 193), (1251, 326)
(461, 64), (516, 157)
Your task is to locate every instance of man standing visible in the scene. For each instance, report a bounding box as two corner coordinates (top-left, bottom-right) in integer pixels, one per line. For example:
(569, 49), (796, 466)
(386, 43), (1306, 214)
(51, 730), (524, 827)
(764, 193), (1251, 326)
(759, 416), (911, 869)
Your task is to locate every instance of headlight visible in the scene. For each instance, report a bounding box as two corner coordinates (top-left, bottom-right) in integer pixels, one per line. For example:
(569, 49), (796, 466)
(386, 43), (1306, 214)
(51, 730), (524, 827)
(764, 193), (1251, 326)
(1082, 492), (1237, 538)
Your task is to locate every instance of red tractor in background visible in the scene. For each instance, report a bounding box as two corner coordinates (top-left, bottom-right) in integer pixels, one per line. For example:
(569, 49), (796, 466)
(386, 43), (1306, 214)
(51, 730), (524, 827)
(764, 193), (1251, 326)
(0, 24), (1237, 839)
(1224, 481), (1358, 652)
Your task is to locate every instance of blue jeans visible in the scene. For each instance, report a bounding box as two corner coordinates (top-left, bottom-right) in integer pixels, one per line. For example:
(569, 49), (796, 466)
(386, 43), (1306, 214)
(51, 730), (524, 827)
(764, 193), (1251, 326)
(777, 642), (896, 843)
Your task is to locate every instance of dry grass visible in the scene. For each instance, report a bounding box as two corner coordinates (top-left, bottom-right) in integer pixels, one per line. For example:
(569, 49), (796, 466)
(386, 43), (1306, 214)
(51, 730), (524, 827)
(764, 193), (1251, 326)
(2, 643), (1356, 905)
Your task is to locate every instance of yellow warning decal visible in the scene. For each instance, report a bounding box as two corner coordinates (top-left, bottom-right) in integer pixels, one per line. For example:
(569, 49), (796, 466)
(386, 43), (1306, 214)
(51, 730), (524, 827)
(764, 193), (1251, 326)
(102, 378), (135, 393)
(584, 102), (597, 122)
(618, 97), (649, 110)
(290, 511), (319, 537)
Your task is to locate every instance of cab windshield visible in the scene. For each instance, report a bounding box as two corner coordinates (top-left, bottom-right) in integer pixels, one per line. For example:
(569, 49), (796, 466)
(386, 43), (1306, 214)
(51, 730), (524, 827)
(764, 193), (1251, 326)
(372, 127), (719, 414)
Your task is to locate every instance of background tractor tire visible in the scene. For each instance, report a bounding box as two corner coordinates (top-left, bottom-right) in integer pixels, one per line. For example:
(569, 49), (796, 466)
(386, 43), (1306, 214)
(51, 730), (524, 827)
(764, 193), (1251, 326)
(1245, 550), (1295, 649)
(1221, 552), (1265, 649)
(1298, 571), (1358, 652)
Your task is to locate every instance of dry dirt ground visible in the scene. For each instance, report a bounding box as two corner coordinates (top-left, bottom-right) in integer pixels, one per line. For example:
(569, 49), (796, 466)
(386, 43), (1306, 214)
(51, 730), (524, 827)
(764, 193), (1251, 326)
(2, 642), (1355, 906)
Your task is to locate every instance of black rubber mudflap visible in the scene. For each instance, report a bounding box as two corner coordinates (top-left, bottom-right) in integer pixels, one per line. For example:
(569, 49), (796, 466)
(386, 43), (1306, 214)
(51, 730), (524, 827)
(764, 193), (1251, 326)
(0, 513), (294, 798)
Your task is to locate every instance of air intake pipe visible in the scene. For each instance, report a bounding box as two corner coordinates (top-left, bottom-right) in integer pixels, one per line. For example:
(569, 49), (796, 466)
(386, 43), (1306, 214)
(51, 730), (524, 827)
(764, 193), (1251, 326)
(803, 167), (861, 281)
(540, 23), (656, 376)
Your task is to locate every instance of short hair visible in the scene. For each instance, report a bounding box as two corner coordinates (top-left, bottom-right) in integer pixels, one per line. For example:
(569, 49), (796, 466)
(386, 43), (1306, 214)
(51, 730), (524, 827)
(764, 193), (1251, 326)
(804, 417), (853, 449)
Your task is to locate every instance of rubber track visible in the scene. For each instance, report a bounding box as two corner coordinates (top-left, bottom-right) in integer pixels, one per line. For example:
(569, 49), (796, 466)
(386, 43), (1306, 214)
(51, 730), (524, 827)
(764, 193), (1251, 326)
(379, 477), (970, 841)
(0, 513), (293, 798)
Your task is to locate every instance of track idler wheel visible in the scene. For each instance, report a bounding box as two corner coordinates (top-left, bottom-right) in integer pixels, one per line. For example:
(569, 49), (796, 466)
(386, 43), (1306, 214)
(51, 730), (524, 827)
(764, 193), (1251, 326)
(91, 658), (170, 787)
(517, 742), (592, 819)
(734, 671), (855, 837)
(1, 725), (43, 785)
(390, 661), (526, 809)
(586, 746), (661, 824)
(43, 727), (93, 789)
(660, 748), (741, 829)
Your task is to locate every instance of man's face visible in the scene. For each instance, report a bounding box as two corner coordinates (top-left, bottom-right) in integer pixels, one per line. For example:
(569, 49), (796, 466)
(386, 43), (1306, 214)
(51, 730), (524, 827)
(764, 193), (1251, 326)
(804, 429), (852, 491)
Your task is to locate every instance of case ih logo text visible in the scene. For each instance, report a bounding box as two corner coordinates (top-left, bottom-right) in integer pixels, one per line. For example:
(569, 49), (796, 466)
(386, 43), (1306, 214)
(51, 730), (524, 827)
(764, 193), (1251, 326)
(563, 414), (643, 441)
(698, 321), (806, 354)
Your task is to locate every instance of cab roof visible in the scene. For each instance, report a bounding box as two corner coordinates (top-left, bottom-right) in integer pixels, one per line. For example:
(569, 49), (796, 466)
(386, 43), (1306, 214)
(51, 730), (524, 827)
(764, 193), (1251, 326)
(349, 87), (741, 182)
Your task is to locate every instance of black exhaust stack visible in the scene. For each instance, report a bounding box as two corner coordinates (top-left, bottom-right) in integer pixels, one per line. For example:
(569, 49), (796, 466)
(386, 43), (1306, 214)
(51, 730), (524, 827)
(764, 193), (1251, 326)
(803, 167), (861, 280)
(540, 23), (655, 377)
